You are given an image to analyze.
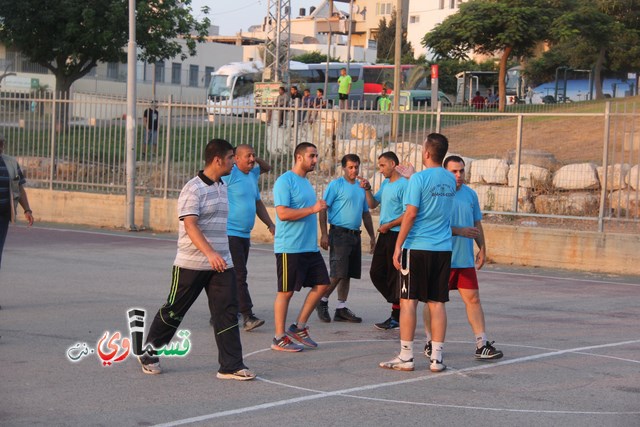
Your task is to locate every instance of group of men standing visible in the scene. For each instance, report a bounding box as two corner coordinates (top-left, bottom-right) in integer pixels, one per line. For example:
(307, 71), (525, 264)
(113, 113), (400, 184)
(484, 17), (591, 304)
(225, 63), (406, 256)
(137, 132), (502, 380)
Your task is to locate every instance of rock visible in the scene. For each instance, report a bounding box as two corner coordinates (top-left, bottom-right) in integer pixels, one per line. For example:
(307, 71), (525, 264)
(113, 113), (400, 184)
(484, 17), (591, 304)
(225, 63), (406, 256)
(468, 184), (534, 212)
(469, 158), (509, 185)
(534, 192), (600, 216)
(553, 163), (600, 190)
(17, 156), (50, 180)
(56, 161), (78, 180)
(626, 165), (640, 190)
(387, 141), (415, 163)
(609, 190), (640, 216)
(335, 139), (377, 160)
(597, 163), (630, 191)
(508, 164), (551, 188)
(507, 149), (560, 170)
(350, 123), (377, 139)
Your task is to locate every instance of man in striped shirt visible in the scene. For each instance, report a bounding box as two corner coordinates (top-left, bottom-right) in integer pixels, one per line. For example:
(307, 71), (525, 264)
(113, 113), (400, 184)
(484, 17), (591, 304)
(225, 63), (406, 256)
(138, 139), (255, 381)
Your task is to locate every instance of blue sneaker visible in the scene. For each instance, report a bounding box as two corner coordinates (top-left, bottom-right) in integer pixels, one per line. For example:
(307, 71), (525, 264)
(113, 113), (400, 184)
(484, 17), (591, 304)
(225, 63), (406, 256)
(271, 335), (304, 352)
(374, 317), (399, 330)
(286, 324), (318, 348)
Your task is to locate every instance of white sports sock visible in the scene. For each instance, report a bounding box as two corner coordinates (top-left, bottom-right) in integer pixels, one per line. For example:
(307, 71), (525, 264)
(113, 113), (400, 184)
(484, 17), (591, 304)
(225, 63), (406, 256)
(320, 297), (329, 303)
(296, 322), (306, 330)
(425, 331), (432, 343)
(336, 300), (347, 309)
(476, 333), (487, 349)
(400, 340), (414, 360)
(432, 341), (444, 362)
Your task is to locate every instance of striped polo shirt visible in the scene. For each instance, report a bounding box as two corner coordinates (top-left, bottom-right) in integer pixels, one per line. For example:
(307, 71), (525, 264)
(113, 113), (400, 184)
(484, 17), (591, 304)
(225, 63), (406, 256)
(173, 171), (233, 270)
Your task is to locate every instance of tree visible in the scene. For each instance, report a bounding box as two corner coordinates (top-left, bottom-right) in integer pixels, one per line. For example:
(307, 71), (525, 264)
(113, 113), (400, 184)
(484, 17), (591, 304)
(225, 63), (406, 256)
(423, 0), (562, 111)
(291, 51), (341, 64)
(0, 0), (210, 125)
(375, 11), (414, 64)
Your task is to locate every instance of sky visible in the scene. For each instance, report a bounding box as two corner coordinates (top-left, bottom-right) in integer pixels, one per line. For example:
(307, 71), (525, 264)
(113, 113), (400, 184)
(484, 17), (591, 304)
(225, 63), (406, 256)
(190, 0), (333, 36)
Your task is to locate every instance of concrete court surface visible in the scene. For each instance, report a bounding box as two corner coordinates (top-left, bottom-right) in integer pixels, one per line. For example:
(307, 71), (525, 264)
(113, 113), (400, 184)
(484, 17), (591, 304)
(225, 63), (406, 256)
(0, 223), (639, 427)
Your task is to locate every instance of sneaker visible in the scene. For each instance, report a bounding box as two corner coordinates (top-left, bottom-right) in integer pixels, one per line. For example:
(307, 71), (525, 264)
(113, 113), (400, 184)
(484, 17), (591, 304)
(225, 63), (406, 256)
(137, 355), (162, 375)
(316, 301), (331, 323)
(424, 341), (432, 358)
(475, 341), (504, 360)
(374, 317), (399, 330)
(286, 324), (318, 348)
(379, 356), (414, 372)
(430, 358), (446, 372)
(243, 315), (265, 332)
(334, 307), (362, 323)
(271, 335), (304, 352)
(216, 368), (256, 381)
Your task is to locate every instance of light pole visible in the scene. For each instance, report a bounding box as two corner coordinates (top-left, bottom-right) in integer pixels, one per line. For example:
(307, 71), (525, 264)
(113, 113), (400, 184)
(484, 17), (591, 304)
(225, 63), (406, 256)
(125, 0), (137, 230)
(391, 0), (402, 138)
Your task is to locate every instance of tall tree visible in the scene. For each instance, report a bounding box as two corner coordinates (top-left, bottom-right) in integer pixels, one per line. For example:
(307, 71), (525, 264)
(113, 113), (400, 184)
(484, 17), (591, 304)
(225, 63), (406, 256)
(375, 11), (414, 64)
(0, 0), (210, 98)
(423, 0), (561, 111)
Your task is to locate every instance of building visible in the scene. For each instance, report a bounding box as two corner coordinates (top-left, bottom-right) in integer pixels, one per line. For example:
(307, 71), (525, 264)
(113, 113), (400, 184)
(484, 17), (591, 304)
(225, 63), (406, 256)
(407, 0), (467, 59)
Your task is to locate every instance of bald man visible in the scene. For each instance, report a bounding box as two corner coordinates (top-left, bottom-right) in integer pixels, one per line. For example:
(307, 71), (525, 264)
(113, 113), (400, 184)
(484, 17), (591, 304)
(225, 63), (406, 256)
(210, 144), (275, 331)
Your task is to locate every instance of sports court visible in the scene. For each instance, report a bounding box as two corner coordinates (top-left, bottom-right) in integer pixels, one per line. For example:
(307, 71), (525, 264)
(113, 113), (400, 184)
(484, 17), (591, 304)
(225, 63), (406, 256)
(1, 224), (638, 426)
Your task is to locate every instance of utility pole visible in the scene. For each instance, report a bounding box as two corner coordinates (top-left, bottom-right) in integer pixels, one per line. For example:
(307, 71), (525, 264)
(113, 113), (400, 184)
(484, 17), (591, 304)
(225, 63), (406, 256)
(391, 0), (402, 138)
(264, 0), (291, 84)
(125, 0), (137, 231)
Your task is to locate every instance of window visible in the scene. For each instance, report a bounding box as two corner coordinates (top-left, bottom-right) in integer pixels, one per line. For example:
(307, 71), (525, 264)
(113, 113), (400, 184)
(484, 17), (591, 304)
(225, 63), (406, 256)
(107, 62), (119, 80)
(439, 0), (445, 9)
(376, 2), (392, 15)
(204, 66), (214, 88)
(155, 62), (165, 83)
(171, 62), (182, 85)
(189, 65), (199, 87)
(410, 15), (420, 24)
(449, 0), (455, 8)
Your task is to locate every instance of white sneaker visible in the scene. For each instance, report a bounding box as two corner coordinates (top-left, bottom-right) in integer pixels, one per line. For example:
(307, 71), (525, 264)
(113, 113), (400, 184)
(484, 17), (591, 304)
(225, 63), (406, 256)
(216, 368), (256, 381)
(430, 358), (446, 373)
(379, 356), (415, 371)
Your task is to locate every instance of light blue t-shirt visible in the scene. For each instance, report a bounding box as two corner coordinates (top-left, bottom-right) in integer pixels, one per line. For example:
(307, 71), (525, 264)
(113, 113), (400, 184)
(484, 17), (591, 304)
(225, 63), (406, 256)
(323, 177), (369, 230)
(374, 177), (408, 232)
(403, 167), (456, 251)
(222, 164), (261, 238)
(451, 185), (483, 268)
(273, 171), (319, 253)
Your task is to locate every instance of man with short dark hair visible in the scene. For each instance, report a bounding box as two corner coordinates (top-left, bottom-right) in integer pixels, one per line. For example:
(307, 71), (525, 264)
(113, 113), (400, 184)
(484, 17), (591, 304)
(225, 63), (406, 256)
(363, 151), (407, 330)
(271, 142), (329, 352)
(138, 138), (255, 381)
(423, 156), (503, 361)
(379, 133), (456, 373)
(317, 154), (376, 323)
(142, 101), (159, 158)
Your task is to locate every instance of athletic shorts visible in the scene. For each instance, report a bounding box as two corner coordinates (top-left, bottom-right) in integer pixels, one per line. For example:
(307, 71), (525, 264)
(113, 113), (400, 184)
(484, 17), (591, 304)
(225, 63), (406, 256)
(338, 93), (349, 101)
(399, 248), (451, 303)
(329, 226), (361, 279)
(276, 252), (330, 293)
(449, 267), (479, 290)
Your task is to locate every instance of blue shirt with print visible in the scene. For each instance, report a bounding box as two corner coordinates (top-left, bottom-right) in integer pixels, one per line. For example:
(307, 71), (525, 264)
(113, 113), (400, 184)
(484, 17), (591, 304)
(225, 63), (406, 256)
(403, 167), (456, 251)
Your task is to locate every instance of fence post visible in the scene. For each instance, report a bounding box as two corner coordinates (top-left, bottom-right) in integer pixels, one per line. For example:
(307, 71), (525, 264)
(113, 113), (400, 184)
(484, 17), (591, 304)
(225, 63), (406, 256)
(48, 91), (57, 190)
(598, 101), (612, 232)
(163, 95), (173, 199)
(513, 114), (524, 212)
(435, 101), (442, 133)
(293, 98), (299, 148)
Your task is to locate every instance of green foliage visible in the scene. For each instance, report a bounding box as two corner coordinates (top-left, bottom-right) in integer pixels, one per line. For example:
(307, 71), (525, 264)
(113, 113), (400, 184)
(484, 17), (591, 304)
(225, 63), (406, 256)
(0, 0), (210, 94)
(291, 51), (340, 64)
(375, 10), (414, 64)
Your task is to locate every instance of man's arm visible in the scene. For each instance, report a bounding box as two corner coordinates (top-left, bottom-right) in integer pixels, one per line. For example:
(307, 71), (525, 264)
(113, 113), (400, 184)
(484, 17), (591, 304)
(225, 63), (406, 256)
(18, 185), (33, 226)
(379, 213), (403, 234)
(474, 220), (486, 270)
(256, 200), (275, 235)
(392, 205), (417, 270)
(365, 188), (379, 209)
(275, 200), (325, 222)
(319, 209), (329, 250)
(362, 211), (375, 254)
(255, 157), (272, 174)
(183, 216), (227, 271)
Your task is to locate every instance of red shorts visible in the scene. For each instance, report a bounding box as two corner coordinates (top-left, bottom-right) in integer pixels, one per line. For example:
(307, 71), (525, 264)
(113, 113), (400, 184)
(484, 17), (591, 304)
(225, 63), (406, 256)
(449, 268), (479, 290)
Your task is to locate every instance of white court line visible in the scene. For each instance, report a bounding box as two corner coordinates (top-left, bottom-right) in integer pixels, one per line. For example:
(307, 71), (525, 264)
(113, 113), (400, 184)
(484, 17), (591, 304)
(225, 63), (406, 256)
(152, 338), (640, 427)
(479, 269), (640, 287)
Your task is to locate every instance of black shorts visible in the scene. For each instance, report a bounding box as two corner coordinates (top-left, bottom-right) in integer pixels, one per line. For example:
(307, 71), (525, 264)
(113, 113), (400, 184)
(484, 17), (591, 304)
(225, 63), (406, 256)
(276, 252), (330, 293)
(339, 93), (349, 101)
(399, 248), (451, 303)
(329, 226), (361, 279)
